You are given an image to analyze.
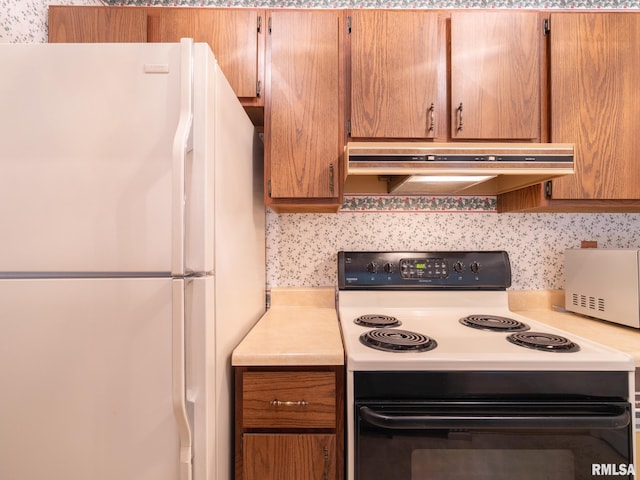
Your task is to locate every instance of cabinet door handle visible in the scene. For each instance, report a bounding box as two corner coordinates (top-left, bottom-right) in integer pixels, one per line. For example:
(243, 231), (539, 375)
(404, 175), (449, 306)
(322, 446), (330, 480)
(329, 163), (335, 195)
(428, 103), (435, 132)
(456, 102), (463, 132)
(269, 399), (309, 407)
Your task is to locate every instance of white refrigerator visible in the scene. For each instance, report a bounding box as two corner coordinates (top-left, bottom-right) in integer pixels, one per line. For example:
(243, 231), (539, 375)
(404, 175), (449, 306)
(0, 39), (265, 480)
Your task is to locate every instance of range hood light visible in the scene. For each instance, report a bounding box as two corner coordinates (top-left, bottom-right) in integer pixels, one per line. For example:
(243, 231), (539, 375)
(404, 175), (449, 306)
(409, 175), (496, 184)
(388, 174), (498, 194)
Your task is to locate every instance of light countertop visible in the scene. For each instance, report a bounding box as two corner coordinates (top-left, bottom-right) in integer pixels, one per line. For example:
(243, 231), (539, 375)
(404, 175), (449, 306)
(231, 287), (343, 366)
(232, 287), (640, 368)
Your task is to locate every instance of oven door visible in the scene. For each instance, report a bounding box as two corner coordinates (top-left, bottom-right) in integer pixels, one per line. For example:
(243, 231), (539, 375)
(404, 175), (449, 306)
(356, 401), (634, 480)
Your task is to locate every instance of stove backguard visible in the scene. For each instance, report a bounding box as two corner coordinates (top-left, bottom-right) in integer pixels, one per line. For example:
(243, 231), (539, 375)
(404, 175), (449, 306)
(338, 251), (511, 290)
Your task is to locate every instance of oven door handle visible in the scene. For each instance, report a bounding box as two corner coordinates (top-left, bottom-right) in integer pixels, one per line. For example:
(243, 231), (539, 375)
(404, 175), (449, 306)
(359, 405), (630, 430)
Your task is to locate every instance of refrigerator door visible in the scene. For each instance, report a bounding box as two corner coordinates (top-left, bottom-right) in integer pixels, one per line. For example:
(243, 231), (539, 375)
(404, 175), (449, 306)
(0, 277), (187, 480)
(0, 41), (203, 275)
(184, 275), (215, 480)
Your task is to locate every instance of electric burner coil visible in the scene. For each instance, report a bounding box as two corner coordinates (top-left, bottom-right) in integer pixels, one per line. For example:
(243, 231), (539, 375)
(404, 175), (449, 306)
(354, 314), (401, 328)
(459, 314), (530, 332)
(506, 331), (581, 353)
(359, 328), (437, 353)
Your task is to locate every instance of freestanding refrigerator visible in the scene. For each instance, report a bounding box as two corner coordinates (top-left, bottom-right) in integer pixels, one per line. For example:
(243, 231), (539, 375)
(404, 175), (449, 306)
(0, 39), (265, 480)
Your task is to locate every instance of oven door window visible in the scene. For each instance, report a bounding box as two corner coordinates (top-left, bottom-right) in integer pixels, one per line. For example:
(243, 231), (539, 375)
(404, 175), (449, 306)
(356, 402), (634, 480)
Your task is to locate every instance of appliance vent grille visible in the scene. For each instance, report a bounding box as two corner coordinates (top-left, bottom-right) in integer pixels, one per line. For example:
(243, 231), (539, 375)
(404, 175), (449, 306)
(571, 293), (605, 312)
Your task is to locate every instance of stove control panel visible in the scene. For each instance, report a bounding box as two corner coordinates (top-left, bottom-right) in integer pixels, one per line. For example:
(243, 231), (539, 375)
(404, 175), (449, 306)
(400, 258), (449, 279)
(338, 251), (511, 289)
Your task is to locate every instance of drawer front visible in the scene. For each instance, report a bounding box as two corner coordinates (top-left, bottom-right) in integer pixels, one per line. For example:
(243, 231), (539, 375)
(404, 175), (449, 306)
(242, 371), (336, 428)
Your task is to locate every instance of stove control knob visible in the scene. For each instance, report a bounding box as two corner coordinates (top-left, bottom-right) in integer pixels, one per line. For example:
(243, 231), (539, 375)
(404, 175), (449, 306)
(470, 261), (480, 274)
(366, 262), (378, 274)
(383, 262), (395, 274)
(453, 261), (465, 273)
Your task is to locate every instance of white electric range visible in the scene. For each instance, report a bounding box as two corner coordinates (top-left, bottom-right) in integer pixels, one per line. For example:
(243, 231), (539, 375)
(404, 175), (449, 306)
(337, 251), (636, 480)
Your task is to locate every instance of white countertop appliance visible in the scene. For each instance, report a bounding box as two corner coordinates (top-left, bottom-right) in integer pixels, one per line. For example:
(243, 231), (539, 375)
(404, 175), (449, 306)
(0, 40), (265, 480)
(565, 248), (640, 328)
(338, 251), (636, 480)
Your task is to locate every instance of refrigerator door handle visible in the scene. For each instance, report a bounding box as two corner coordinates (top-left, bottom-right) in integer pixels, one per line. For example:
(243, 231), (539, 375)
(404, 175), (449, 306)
(172, 279), (193, 480)
(172, 38), (194, 277)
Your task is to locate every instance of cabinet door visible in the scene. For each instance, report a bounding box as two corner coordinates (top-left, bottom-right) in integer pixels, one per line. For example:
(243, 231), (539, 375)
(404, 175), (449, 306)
(156, 8), (263, 102)
(48, 6), (147, 43)
(265, 10), (344, 206)
(451, 11), (540, 140)
(349, 10), (442, 139)
(243, 434), (336, 480)
(549, 13), (640, 200)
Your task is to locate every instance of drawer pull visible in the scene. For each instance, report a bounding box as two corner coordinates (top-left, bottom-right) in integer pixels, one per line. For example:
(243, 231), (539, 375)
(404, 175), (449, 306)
(270, 399), (309, 407)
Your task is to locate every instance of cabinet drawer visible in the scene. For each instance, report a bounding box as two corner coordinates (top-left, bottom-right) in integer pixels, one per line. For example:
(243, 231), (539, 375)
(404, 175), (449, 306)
(242, 371), (336, 428)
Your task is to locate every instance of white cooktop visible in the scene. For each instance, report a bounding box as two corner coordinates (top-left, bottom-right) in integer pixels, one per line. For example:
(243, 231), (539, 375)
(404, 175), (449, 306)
(338, 290), (634, 372)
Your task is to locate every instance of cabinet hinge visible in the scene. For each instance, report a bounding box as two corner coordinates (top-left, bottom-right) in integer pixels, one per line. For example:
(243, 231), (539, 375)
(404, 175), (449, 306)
(268, 17), (272, 35)
(543, 18), (550, 36)
(267, 179), (272, 197)
(256, 80), (262, 98)
(347, 16), (352, 34)
(346, 119), (351, 137)
(257, 16), (262, 34)
(544, 180), (553, 199)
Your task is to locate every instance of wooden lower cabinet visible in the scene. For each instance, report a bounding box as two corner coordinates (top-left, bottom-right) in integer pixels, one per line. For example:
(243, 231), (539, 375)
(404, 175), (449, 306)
(243, 434), (336, 480)
(235, 366), (344, 480)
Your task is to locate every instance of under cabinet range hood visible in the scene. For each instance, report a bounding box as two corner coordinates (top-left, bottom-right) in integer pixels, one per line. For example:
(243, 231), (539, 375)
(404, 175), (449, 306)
(344, 142), (574, 195)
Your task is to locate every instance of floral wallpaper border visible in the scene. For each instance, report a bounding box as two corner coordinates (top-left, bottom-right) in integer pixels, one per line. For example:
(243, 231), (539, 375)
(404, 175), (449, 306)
(341, 195), (496, 211)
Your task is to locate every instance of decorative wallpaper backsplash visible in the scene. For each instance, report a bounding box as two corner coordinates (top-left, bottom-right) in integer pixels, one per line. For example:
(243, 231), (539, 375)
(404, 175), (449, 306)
(4, 0), (640, 292)
(267, 206), (640, 290)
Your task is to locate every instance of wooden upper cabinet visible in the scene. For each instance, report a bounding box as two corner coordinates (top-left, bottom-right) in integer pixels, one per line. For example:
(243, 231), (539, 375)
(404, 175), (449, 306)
(450, 11), (541, 140)
(154, 8), (264, 104)
(48, 6), (147, 43)
(349, 10), (443, 139)
(265, 10), (345, 210)
(548, 13), (640, 200)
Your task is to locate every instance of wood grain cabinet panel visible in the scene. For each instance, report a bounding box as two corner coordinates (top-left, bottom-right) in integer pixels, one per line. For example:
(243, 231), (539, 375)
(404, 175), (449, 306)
(450, 11), (541, 140)
(243, 434), (337, 480)
(48, 6), (147, 43)
(155, 8), (264, 104)
(242, 371), (336, 429)
(265, 10), (345, 211)
(349, 10), (443, 139)
(548, 13), (640, 200)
